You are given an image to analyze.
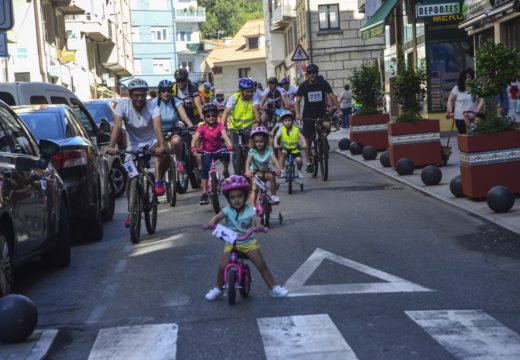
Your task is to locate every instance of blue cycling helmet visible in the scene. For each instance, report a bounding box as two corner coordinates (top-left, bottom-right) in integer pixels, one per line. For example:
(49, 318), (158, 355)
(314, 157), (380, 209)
(239, 78), (254, 90)
(280, 77), (290, 85)
(278, 109), (294, 121)
(158, 79), (173, 90)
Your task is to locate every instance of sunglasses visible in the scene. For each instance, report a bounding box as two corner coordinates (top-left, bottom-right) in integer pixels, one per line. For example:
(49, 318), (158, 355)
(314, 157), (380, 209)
(160, 89), (170, 93)
(176, 79), (186, 83)
(306, 71), (317, 75)
(205, 113), (217, 118)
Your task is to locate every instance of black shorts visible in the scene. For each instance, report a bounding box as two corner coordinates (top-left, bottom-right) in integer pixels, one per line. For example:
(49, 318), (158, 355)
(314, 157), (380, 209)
(302, 115), (329, 139)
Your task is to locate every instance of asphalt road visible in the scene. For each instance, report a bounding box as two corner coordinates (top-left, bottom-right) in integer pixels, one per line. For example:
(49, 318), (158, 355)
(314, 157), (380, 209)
(13, 144), (520, 360)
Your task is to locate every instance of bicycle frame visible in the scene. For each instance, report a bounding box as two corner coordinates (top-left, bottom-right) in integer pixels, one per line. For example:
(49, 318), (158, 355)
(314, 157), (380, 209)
(125, 148), (154, 211)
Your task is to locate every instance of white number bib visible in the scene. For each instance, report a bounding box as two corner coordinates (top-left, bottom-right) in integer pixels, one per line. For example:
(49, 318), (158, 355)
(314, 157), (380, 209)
(123, 160), (139, 179)
(308, 91), (323, 103)
(212, 224), (238, 244)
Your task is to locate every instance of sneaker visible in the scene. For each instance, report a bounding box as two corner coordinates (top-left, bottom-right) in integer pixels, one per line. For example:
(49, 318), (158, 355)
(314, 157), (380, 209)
(176, 161), (185, 173)
(205, 287), (222, 301)
(271, 195), (280, 203)
(279, 170), (286, 178)
(124, 215), (130, 228)
(270, 285), (289, 298)
(305, 163), (313, 173)
(297, 170), (303, 179)
(154, 179), (165, 196)
(200, 193), (209, 205)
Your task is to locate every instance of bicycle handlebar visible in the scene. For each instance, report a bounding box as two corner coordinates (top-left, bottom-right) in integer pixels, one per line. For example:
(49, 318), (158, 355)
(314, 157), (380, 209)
(302, 115), (337, 122)
(203, 225), (268, 241)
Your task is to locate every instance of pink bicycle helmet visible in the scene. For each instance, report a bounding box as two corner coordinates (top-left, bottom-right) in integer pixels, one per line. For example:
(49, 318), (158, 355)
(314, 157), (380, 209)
(250, 126), (269, 138)
(222, 175), (250, 196)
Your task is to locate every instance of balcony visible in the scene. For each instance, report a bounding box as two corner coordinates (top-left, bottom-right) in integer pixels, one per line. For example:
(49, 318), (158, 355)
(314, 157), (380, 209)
(52, 0), (88, 15)
(65, 16), (112, 42)
(175, 8), (206, 22)
(271, 0), (296, 31)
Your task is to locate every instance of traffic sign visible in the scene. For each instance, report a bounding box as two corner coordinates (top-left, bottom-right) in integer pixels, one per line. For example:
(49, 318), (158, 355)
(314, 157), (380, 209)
(0, 32), (7, 57)
(0, 0), (14, 31)
(291, 44), (309, 61)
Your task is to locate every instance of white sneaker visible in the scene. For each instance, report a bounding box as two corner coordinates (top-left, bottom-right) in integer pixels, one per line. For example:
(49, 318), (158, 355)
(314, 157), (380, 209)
(271, 195), (280, 203)
(279, 170), (285, 178)
(205, 287), (222, 301)
(297, 170), (303, 179)
(270, 285), (289, 298)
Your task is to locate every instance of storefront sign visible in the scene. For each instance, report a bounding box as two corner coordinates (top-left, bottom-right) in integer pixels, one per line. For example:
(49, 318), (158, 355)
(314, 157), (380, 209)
(48, 59), (60, 78)
(58, 49), (76, 62)
(417, 2), (460, 16)
(362, 23), (385, 40)
(430, 13), (465, 22)
(462, 0), (492, 20)
(67, 29), (82, 50)
(492, 0), (513, 7)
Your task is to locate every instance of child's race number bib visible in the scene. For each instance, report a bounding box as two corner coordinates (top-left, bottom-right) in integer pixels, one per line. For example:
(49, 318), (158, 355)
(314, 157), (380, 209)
(308, 91), (323, 103)
(212, 224), (238, 244)
(123, 160), (139, 179)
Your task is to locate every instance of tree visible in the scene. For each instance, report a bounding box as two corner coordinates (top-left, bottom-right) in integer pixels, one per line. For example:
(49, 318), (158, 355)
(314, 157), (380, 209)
(200, 0), (263, 39)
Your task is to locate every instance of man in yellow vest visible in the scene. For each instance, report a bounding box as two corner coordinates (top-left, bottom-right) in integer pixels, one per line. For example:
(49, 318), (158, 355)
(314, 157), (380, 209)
(274, 110), (307, 179)
(221, 78), (261, 172)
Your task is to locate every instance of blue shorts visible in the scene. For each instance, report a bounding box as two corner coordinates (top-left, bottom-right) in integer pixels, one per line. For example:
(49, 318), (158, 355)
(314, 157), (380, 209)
(201, 152), (230, 179)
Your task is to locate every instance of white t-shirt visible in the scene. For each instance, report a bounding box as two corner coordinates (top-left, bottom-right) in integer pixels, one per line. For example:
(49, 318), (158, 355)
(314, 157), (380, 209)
(284, 85), (298, 105)
(226, 93), (260, 110)
(253, 89), (263, 104)
(450, 85), (477, 120)
(339, 90), (352, 108)
(115, 99), (161, 149)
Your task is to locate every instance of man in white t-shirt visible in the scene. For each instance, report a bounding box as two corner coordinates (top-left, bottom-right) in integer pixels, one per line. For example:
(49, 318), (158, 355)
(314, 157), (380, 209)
(107, 78), (169, 226)
(280, 77), (298, 109)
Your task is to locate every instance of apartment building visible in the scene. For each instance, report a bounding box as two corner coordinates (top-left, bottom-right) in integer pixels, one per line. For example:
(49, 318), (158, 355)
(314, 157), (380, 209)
(126, 0), (207, 91)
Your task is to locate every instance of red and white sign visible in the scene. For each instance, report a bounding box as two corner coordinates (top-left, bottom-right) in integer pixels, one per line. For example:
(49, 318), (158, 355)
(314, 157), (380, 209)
(291, 44), (309, 61)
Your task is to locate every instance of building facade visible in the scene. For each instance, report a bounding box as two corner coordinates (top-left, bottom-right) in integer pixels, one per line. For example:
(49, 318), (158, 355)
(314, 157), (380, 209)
(126, 0), (207, 91)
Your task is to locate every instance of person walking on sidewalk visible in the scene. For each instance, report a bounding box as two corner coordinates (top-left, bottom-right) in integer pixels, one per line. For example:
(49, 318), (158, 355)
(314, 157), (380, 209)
(339, 84), (353, 129)
(446, 68), (484, 134)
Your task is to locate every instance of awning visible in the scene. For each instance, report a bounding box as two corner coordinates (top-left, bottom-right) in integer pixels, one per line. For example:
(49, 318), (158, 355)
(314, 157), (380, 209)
(360, 0), (399, 39)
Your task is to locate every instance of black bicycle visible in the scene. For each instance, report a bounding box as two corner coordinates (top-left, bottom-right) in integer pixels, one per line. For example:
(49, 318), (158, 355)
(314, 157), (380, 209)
(173, 127), (201, 193)
(229, 128), (249, 176)
(121, 146), (158, 244)
(303, 115), (338, 181)
(163, 132), (177, 207)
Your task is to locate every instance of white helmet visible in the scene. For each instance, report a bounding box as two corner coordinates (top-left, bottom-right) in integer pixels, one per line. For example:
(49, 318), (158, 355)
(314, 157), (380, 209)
(127, 78), (149, 92)
(215, 89), (224, 96)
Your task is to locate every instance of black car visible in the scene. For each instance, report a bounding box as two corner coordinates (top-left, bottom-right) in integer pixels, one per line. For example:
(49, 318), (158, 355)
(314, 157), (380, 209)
(14, 105), (115, 241)
(85, 100), (128, 197)
(0, 100), (70, 296)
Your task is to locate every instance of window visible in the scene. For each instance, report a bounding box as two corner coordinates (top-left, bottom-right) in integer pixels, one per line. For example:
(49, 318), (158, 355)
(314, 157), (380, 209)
(30, 96), (48, 104)
(0, 92), (15, 106)
(179, 61), (193, 71)
(247, 37), (259, 49)
(131, 26), (140, 42)
(153, 59), (172, 74)
(0, 106), (36, 155)
(285, 27), (294, 55)
(134, 59), (142, 75)
(318, 4), (339, 30)
(177, 31), (192, 42)
(51, 96), (69, 105)
(14, 72), (30, 82)
(149, 0), (167, 10)
(151, 27), (168, 42)
(238, 67), (251, 78)
(70, 99), (95, 136)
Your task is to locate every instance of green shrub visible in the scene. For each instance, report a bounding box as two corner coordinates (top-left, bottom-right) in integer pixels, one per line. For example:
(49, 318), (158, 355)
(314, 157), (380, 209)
(391, 62), (426, 123)
(350, 62), (383, 115)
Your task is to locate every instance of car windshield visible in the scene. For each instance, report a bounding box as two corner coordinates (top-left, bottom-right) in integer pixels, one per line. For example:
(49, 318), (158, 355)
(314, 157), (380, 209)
(18, 111), (64, 141)
(85, 103), (114, 124)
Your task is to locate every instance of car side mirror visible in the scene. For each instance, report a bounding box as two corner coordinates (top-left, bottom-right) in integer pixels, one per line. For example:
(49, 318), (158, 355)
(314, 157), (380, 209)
(99, 119), (111, 134)
(39, 139), (60, 158)
(15, 156), (38, 171)
(97, 132), (111, 145)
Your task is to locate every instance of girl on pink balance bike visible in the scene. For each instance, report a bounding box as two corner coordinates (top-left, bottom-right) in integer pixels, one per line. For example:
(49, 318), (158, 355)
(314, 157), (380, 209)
(204, 175), (288, 302)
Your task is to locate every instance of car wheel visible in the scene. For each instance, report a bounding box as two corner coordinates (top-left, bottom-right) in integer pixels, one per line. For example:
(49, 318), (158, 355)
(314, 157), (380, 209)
(86, 185), (103, 241)
(43, 198), (71, 267)
(110, 162), (127, 198)
(101, 192), (115, 222)
(0, 228), (13, 297)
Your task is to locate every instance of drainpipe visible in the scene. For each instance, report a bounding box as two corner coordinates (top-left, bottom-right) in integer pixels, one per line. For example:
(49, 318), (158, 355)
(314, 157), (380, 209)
(34, 0), (47, 82)
(170, 0), (178, 70)
(306, 0), (313, 63)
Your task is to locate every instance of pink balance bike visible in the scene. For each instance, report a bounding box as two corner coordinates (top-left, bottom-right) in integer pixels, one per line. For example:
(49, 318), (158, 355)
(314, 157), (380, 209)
(253, 172), (283, 227)
(205, 224), (268, 305)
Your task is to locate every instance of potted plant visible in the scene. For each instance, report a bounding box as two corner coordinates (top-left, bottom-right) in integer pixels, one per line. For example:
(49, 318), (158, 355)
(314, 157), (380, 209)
(458, 40), (520, 198)
(349, 61), (389, 150)
(387, 61), (442, 167)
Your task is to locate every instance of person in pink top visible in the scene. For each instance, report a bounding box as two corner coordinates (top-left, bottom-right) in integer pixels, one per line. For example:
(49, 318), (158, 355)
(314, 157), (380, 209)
(192, 104), (234, 205)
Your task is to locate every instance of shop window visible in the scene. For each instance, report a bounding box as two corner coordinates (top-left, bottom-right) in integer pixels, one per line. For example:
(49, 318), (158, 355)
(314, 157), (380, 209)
(318, 4), (339, 30)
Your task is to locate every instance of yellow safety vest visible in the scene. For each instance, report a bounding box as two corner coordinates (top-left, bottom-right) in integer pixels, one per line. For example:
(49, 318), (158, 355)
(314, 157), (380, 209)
(172, 83), (199, 117)
(280, 125), (300, 150)
(229, 92), (255, 130)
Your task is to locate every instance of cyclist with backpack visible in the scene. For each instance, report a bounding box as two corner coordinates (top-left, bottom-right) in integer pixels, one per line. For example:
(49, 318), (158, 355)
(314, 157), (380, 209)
(260, 77), (289, 127)
(172, 68), (204, 125)
(153, 79), (194, 173)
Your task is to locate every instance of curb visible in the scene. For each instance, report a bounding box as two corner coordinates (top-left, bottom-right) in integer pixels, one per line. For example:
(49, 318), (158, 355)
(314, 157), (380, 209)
(0, 329), (58, 360)
(334, 149), (520, 236)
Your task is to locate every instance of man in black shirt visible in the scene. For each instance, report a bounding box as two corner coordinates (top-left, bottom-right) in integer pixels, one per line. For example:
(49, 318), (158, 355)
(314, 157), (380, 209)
(295, 64), (342, 172)
(172, 68), (203, 123)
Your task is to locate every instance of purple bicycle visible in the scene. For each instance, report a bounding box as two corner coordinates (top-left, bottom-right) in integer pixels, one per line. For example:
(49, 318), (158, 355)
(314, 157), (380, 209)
(205, 224), (268, 305)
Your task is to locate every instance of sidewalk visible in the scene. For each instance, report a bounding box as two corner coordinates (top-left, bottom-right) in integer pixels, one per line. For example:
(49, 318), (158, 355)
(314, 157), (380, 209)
(329, 128), (520, 235)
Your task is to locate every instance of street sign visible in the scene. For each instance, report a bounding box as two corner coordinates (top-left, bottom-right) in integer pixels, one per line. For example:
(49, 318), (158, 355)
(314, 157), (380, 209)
(0, 0), (13, 30)
(291, 44), (309, 61)
(0, 32), (7, 57)
(416, 2), (460, 17)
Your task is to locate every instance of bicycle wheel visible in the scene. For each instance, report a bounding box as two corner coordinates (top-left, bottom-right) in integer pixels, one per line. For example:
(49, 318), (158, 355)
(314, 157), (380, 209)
(210, 172), (220, 214)
(128, 177), (141, 244)
(320, 134), (329, 181)
(261, 197), (270, 227)
(235, 146), (245, 176)
(312, 138), (319, 178)
(144, 173), (157, 235)
(166, 163), (177, 207)
(287, 164), (294, 194)
(239, 264), (251, 298)
(177, 143), (190, 194)
(189, 161), (201, 189)
(227, 267), (237, 305)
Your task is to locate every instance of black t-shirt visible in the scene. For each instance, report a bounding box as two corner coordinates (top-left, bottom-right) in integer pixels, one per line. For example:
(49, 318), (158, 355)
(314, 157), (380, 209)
(296, 78), (333, 119)
(174, 81), (200, 119)
(265, 89), (283, 110)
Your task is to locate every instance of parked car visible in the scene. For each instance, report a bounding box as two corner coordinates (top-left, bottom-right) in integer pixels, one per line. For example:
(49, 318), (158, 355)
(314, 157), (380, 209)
(14, 105), (115, 241)
(0, 100), (71, 296)
(85, 100), (128, 197)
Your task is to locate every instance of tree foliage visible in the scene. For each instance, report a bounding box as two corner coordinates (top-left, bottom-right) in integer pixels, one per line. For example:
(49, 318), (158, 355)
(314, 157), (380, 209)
(350, 62), (383, 115)
(199, 0), (263, 39)
(391, 62), (426, 122)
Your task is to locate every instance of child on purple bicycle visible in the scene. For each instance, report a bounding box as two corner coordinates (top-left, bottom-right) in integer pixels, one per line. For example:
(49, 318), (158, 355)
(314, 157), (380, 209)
(192, 104), (234, 205)
(205, 175), (289, 300)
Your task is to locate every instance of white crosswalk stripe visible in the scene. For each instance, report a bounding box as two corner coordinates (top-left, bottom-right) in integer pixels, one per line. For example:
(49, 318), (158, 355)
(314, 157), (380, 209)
(257, 314), (359, 360)
(406, 310), (520, 360)
(87, 324), (178, 360)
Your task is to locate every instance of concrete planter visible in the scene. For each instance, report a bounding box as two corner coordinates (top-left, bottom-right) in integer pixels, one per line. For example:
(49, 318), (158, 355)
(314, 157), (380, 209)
(388, 119), (442, 167)
(458, 129), (520, 198)
(349, 113), (389, 150)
